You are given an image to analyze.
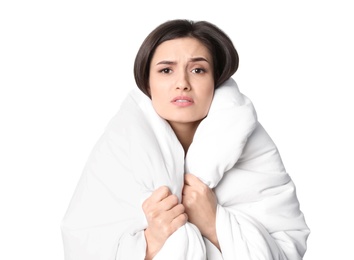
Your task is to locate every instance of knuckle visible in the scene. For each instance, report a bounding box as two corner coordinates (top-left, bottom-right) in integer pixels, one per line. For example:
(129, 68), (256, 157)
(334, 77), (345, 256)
(156, 216), (164, 225)
(146, 210), (158, 220)
(200, 185), (208, 194)
(178, 203), (185, 210)
(178, 212), (187, 221)
(190, 190), (198, 199)
(182, 213), (188, 223)
(160, 186), (170, 196)
(177, 203), (185, 213)
(182, 199), (192, 209)
(161, 185), (170, 193)
(170, 194), (178, 205)
(142, 201), (149, 212)
(162, 225), (172, 235)
(175, 213), (188, 227)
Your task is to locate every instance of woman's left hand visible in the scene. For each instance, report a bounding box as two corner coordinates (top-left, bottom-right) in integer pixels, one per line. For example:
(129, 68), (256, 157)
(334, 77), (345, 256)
(182, 173), (220, 249)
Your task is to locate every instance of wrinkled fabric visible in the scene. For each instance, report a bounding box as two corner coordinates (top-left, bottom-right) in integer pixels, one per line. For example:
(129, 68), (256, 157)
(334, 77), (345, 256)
(61, 78), (310, 259)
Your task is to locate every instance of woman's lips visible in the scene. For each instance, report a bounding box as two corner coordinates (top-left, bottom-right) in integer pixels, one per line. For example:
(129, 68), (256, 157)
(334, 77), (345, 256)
(171, 96), (194, 107)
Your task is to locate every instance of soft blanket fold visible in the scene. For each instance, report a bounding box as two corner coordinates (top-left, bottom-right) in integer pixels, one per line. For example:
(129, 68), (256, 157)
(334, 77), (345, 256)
(61, 78), (310, 260)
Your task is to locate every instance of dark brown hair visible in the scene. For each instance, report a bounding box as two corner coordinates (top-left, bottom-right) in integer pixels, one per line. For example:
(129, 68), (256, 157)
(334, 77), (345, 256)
(134, 19), (239, 97)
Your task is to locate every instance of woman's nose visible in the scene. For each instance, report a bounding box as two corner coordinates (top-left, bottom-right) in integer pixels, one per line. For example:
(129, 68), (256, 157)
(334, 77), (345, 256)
(176, 72), (191, 91)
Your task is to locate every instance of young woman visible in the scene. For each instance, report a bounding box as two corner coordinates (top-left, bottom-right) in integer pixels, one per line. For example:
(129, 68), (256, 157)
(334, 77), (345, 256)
(61, 19), (310, 260)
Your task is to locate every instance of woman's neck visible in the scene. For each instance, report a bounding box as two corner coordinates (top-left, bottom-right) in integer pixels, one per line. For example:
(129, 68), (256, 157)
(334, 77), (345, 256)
(168, 120), (201, 155)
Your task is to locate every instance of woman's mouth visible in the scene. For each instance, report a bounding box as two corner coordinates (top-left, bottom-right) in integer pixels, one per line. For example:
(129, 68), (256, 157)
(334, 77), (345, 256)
(171, 96), (194, 107)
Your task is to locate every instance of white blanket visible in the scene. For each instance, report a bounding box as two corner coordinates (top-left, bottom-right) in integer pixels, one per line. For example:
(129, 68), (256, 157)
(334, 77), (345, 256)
(61, 78), (310, 259)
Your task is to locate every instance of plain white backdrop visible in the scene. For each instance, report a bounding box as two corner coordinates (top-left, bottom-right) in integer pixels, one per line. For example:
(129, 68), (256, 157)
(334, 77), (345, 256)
(1, 0), (353, 259)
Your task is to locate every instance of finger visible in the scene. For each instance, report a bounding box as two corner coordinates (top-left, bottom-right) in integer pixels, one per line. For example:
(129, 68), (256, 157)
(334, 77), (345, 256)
(168, 203), (185, 218)
(160, 194), (179, 211)
(182, 184), (192, 195)
(150, 186), (171, 202)
(184, 173), (201, 186)
(181, 187), (195, 208)
(170, 212), (188, 231)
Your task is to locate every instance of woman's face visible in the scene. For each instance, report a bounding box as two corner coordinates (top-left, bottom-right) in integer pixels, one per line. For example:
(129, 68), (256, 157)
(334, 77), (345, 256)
(149, 37), (214, 130)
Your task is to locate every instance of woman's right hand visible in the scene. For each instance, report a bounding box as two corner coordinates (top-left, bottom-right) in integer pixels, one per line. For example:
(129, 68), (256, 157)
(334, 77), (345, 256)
(142, 186), (188, 259)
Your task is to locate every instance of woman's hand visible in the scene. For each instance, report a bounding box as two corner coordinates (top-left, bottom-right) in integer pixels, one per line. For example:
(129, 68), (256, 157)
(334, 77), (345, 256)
(182, 173), (220, 250)
(142, 186), (188, 259)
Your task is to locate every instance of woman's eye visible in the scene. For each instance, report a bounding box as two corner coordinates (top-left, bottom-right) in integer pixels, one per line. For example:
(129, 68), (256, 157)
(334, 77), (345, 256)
(160, 68), (172, 74)
(192, 68), (205, 74)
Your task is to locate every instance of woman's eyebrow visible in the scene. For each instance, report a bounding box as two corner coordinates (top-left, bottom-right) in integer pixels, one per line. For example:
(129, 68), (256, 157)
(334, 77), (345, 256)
(189, 57), (210, 63)
(155, 57), (209, 65)
(156, 60), (176, 65)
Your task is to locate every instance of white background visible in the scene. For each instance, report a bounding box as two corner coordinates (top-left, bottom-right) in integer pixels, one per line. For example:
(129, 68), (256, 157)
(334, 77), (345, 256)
(1, 0), (353, 259)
